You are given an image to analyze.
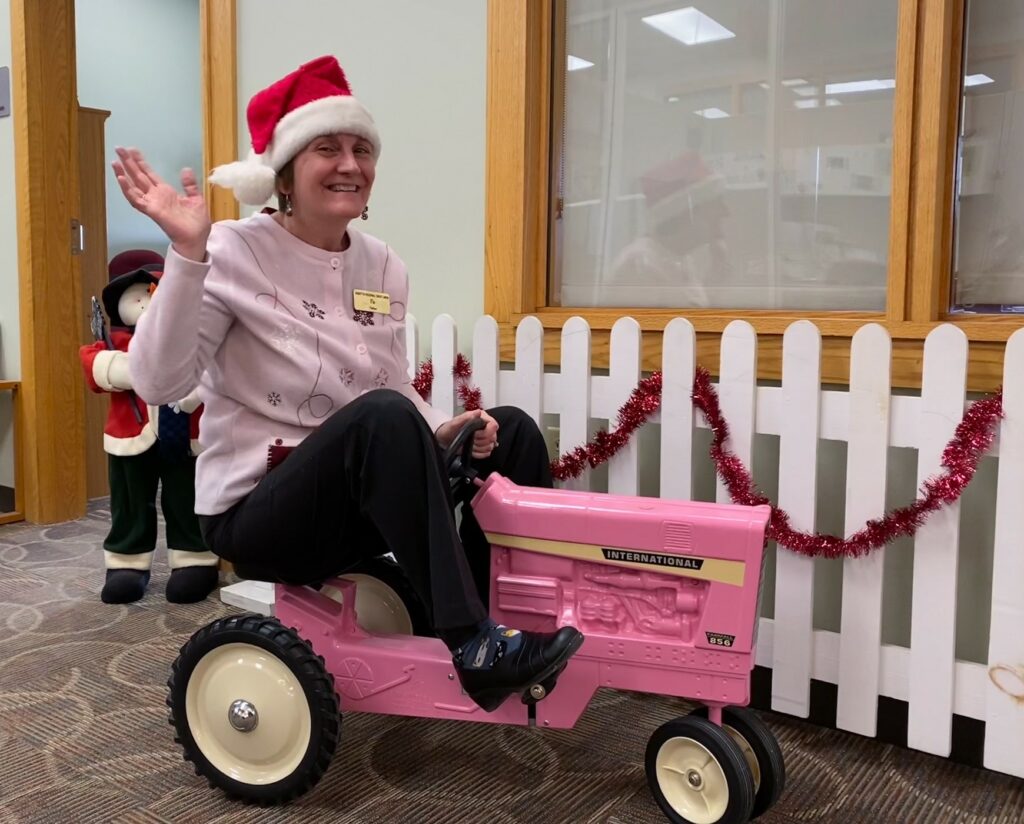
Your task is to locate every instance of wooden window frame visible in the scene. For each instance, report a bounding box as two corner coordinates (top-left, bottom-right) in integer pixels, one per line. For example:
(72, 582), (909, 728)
(485, 0), (1016, 390)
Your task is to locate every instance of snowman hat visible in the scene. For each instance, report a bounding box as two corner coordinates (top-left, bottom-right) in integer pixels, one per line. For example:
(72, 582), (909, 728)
(102, 267), (161, 328)
(208, 55), (380, 206)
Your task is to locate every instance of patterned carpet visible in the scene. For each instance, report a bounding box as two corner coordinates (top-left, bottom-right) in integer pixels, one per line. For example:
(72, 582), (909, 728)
(2, 502), (1023, 824)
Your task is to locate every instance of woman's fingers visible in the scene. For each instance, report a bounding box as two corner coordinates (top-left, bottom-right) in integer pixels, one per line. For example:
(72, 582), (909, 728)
(112, 161), (148, 210)
(180, 167), (201, 196)
(472, 413), (500, 456)
(114, 146), (151, 194)
(132, 149), (166, 189)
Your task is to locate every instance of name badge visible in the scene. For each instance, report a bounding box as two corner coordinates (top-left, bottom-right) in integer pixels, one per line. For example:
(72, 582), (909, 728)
(353, 289), (391, 314)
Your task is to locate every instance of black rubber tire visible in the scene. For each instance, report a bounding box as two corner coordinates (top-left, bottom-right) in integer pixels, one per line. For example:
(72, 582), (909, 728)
(689, 707), (785, 819)
(646, 715), (755, 824)
(340, 555), (433, 636)
(167, 614), (340, 804)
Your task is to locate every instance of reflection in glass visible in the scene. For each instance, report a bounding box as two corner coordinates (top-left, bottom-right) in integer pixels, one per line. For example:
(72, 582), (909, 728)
(556, 0), (898, 311)
(951, 0), (1024, 313)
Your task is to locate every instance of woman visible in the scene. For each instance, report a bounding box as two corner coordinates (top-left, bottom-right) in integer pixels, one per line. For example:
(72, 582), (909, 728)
(115, 56), (582, 712)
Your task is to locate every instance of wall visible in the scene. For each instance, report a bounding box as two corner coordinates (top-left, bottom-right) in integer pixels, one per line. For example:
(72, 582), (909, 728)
(76, 0), (202, 258)
(236, 0), (488, 346)
(0, 0), (17, 381)
(0, 0), (17, 488)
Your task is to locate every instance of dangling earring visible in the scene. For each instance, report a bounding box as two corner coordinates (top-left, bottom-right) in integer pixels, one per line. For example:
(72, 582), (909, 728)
(361, 205), (369, 221)
(284, 194), (294, 216)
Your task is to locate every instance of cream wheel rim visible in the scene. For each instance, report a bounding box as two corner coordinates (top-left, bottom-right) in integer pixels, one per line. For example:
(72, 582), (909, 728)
(656, 737), (730, 823)
(185, 642), (311, 785)
(322, 574), (414, 635)
(723, 724), (761, 792)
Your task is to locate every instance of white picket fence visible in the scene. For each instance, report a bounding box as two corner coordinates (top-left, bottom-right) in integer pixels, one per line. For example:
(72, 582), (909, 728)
(408, 313), (1024, 779)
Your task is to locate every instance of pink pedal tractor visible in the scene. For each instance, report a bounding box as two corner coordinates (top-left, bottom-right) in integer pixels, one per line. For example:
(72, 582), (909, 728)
(168, 421), (784, 824)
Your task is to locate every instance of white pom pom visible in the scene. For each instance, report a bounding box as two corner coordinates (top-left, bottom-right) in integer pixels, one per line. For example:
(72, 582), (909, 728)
(208, 159), (278, 206)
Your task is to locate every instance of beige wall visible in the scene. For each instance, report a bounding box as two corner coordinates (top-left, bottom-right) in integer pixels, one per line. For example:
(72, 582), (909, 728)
(236, 1), (488, 347)
(0, 0), (18, 381)
(0, 0), (18, 489)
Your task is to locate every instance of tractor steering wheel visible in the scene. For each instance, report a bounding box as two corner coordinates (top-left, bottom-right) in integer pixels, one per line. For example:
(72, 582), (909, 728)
(443, 417), (487, 490)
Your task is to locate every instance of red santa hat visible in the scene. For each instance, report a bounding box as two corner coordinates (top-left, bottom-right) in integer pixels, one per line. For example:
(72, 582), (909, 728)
(209, 55), (381, 206)
(640, 152), (724, 229)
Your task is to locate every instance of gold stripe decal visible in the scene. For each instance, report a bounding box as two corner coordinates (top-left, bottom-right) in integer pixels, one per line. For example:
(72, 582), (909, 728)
(485, 533), (745, 586)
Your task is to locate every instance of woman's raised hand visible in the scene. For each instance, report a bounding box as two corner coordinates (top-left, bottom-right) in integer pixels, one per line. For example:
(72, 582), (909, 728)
(112, 147), (211, 262)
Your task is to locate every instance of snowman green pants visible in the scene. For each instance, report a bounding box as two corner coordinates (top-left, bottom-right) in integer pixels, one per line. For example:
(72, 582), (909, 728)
(103, 449), (210, 570)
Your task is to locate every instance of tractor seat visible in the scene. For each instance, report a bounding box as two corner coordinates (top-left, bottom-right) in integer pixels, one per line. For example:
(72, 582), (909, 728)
(229, 561), (302, 585)
(229, 556), (385, 587)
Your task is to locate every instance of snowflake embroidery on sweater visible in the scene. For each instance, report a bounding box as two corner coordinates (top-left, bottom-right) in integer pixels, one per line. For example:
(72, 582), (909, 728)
(353, 310), (375, 326)
(338, 368), (354, 386)
(271, 323), (298, 353)
(373, 368), (389, 388)
(302, 300), (325, 320)
(267, 392), (282, 407)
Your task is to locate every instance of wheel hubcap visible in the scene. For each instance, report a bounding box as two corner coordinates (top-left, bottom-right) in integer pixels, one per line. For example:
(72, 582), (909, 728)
(656, 738), (729, 824)
(228, 699), (259, 732)
(185, 642), (312, 785)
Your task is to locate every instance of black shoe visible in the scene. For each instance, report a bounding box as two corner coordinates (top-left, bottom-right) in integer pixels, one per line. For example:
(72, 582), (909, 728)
(455, 626), (584, 712)
(101, 568), (150, 604)
(166, 566), (219, 604)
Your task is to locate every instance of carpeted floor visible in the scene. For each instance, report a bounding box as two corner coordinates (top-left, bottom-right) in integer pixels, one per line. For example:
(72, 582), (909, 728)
(2, 502), (1023, 824)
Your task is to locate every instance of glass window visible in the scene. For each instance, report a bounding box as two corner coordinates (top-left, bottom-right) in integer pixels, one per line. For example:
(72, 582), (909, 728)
(951, 0), (1024, 314)
(554, 0), (899, 311)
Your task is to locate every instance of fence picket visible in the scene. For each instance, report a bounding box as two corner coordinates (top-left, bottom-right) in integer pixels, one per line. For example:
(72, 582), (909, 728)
(513, 315), (545, 424)
(772, 321), (822, 718)
(430, 314), (458, 418)
(907, 324), (968, 756)
(660, 319), (696, 501)
(607, 317), (642, 495)
(559, 317), (592, 491)
(715, 321), (758, 505)
(837, 324), (892, 736)
(472, 316), (500, 410)
(984, 328), (1024, 777)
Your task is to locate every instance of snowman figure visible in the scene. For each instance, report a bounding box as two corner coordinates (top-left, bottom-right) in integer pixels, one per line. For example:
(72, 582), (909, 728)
(79, 258), (218, 604)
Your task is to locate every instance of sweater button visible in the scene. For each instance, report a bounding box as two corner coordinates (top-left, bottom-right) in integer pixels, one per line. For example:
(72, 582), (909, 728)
(356, 344), (368, 355)
(330, 257), (341, 269)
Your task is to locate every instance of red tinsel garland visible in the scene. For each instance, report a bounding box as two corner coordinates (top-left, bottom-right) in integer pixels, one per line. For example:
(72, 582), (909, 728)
(692, 368), (1003, 558)
(413, 359), (1003, 558)
(414, 354), (482, 412)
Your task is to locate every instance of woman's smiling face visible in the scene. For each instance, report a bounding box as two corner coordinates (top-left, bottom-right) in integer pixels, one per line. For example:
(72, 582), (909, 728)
(284, 132), (376, 222)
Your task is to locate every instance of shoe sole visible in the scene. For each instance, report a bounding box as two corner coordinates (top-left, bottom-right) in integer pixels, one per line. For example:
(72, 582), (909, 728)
(473, 629), (586, 712)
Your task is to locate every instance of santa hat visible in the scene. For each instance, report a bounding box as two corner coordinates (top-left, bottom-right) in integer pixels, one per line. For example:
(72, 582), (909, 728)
(641, 152), (724, 229)
(209, 55), (381, 206)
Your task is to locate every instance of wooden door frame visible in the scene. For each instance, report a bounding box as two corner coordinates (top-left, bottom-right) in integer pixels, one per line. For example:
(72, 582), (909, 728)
(10, 0), (237, 524)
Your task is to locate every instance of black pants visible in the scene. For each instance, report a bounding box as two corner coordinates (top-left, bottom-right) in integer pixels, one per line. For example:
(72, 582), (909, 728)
(105, 450), (205, 557)
(200, 390), (551, 632)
